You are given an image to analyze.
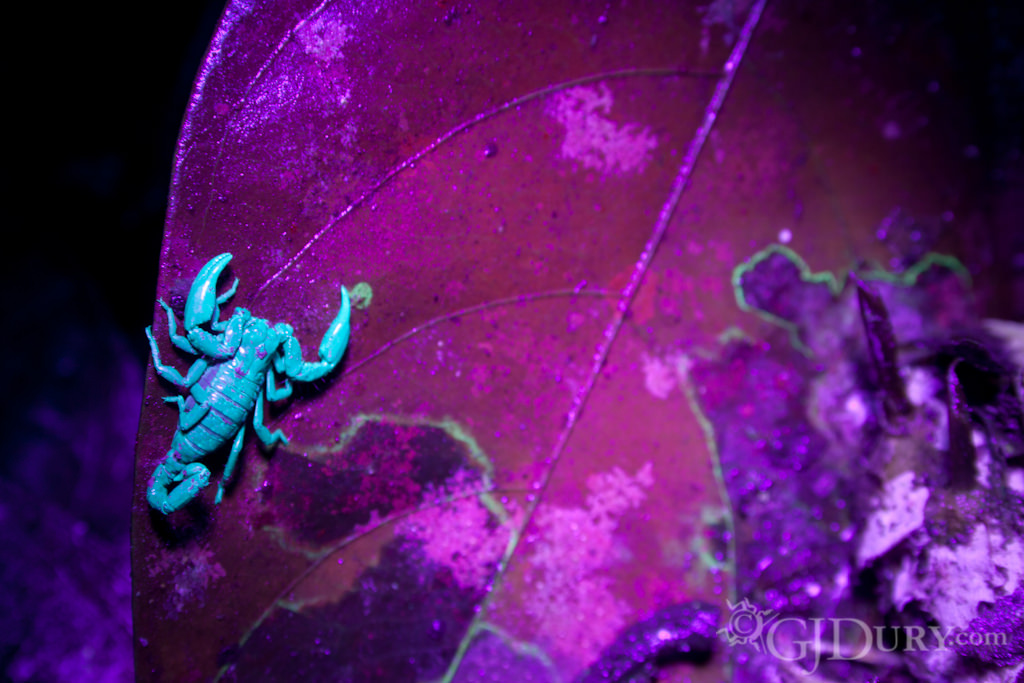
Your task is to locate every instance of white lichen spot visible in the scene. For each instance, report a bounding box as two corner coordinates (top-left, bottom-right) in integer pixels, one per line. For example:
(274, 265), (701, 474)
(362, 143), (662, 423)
(585, 462), (654, 520)
(904, 367), (950, 450)
(525, 462), (655, 667)
(983, 319), (1024, 370)
(990, 532), (1023, 594)
(1008, 469), (1024, 495)
(856, 470), (929, 567)
(911, 525), (1022, 629)
(296, 15), (353, 62)
(905, 367), (940, 406)
(843, 393), (868, 428)
(547, 84), (657, 175)
(832, 566), (850, 601)
(238, 71), (301, 133)
(777, 228), (792, 244)
(641, 353), (677, 399)
(148, 546), (227, 615)
(974, 430), (991, 488)
(891, 553), (917, 611)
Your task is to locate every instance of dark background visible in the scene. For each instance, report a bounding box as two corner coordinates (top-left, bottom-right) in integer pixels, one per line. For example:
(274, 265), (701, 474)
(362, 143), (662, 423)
(0, 2), (227, 679)
(0, 1), (1021, 680)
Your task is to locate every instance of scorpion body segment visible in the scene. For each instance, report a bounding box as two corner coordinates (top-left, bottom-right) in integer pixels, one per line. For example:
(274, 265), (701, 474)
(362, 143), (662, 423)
(146, 253), (351, 515)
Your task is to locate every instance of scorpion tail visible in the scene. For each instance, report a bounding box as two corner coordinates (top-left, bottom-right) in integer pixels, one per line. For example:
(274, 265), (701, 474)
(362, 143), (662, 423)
(147, 458), (212, 515)
(185, 253), (233, 330)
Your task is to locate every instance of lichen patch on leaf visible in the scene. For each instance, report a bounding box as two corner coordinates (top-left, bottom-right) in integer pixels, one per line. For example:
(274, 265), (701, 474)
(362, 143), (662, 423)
(547, 84), (658, 175)
(147, 544), (226, 616)
(523, 463), (654, 668)
(640, 352), (679, 399)
(296, 13), (353, 62)
(397, 494), (521, 591)
(263, 416), (491, 554)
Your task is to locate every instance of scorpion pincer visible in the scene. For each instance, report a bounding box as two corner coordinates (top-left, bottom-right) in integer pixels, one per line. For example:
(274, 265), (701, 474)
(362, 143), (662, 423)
(145, 253), (351, 514)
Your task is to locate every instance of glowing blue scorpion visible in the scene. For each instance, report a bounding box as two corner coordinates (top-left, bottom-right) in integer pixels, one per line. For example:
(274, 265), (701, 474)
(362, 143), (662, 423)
(145, 253), (351, 514)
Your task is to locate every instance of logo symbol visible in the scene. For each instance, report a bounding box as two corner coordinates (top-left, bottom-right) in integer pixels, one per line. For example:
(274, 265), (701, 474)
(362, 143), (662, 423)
(718, 598), (778, 651)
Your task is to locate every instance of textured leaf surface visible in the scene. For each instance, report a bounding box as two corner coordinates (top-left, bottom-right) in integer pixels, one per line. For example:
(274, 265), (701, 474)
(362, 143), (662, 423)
(132, 1), (990, 681)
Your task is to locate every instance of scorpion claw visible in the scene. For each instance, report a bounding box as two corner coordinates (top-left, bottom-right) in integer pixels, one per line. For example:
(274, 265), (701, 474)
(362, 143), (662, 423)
(185, 253), (233, 330)
(319, 285), (352, 367)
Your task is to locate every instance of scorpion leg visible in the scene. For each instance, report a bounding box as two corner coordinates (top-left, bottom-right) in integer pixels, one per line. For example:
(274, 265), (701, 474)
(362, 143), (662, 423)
(215, 425), (246, 504)
(157, 299), (197, 354)
(187, 308), (249, 360)
(266, 367), (293, 401)
(253, 388), (289, 447)
(210, 277), (240, 332)
(217, 277), (239, 305)
(147, 454), (211, 514)
(162, 396), (211, 431)
(147, 328), (208, 389)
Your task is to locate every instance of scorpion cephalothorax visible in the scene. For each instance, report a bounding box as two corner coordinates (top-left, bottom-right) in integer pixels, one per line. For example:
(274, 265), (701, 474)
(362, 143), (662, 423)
(146, 253), (351, 514)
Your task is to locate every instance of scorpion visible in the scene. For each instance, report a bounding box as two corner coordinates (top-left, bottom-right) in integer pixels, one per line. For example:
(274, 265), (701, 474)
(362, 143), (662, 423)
(145, 253), (351, 514)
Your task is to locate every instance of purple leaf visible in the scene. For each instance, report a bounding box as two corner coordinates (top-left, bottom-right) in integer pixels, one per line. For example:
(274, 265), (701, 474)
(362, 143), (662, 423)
(132, 1), (999, 681)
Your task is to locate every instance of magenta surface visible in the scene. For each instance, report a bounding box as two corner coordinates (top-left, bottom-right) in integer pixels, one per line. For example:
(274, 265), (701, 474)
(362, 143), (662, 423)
(132, 1), (1013, 681)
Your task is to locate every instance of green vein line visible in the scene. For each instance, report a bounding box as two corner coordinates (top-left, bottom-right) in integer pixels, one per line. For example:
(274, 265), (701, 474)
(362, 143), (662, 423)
(731, 244), (972, 356)
(678, 361), (738, 609)
(731, 244), (841, 356)
(444, 621), (564, 683)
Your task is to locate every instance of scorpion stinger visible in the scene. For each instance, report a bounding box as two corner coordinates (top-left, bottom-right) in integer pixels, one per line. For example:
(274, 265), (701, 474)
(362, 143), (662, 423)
(145, 253), (352, 515)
